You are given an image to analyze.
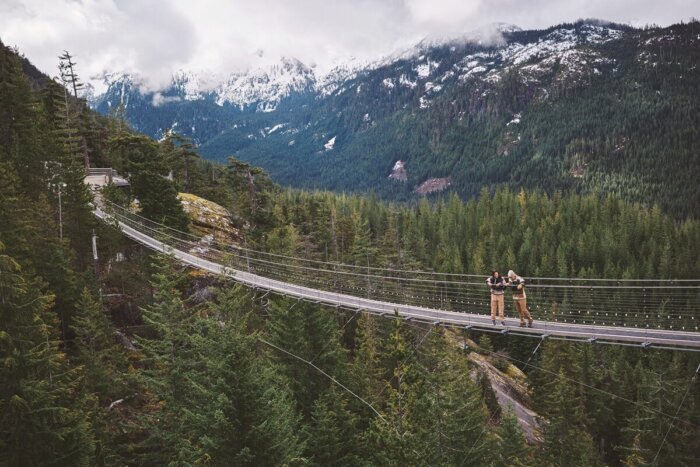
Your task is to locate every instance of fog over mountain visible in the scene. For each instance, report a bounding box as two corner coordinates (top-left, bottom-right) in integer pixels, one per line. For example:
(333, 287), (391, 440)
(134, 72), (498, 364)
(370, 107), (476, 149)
(86, 19), (700, 217)
(1, 0), (697, 93)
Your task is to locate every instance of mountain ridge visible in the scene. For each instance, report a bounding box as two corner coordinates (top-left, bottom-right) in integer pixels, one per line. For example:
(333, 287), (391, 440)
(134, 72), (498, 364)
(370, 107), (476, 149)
(88, 19), (700, 217)
(89, 20), (631, 143)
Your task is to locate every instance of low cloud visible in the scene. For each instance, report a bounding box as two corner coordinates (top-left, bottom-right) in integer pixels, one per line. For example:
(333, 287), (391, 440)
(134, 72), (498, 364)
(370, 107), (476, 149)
(1, 0), (196, 90)
(1, 0), (697, 92)
(151, 92), (182, 106)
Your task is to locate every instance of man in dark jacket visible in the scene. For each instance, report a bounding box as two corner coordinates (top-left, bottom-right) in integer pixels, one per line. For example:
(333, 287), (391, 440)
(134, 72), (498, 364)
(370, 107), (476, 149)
(487, 270), (507, 325)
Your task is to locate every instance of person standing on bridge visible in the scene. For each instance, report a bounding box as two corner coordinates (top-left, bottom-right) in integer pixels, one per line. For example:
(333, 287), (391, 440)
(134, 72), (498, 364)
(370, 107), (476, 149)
(507, 270), (533, 327)
(487, 270), (507, 325)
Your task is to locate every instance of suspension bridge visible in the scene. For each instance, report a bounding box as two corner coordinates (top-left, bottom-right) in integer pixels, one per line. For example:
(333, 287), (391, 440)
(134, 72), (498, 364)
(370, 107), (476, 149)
(94, 200), (700, 351)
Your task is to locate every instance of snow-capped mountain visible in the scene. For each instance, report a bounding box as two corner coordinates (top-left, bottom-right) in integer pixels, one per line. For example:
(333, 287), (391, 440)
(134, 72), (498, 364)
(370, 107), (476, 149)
(89, 20), (635, 144)
(214, 57), (315, 111)
(319, 23), (626, 104)
(93, 58), (316, 111)
(89, 57), (318, 142)
(88, 19), (700, 215)
(90, 21), (625, 122)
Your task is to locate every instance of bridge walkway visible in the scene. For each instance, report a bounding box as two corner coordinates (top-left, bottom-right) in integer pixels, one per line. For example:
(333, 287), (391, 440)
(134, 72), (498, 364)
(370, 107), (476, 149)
(94, 207), (700, 350)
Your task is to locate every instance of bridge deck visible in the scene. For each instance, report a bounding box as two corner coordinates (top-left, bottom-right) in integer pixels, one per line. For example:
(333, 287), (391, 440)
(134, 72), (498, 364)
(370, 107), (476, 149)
(96, 209), (700, 350)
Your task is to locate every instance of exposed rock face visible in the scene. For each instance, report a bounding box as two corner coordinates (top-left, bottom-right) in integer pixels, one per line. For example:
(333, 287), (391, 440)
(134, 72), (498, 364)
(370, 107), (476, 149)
(114, 330), (137, 351)
(388, 160), (407, 182)
(177, 193), (240, 244)
(324, 136), (336, 151)
(414, 177), (451, 194)
(445, 331), (542, 443)
(467, 350), (542, 443)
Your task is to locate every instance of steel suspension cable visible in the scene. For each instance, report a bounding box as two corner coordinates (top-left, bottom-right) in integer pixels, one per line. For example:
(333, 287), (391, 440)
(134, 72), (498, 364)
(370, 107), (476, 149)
(650, 363), (700, 466)
(101, 200), (700, 283)
(101, 204), (700, 331)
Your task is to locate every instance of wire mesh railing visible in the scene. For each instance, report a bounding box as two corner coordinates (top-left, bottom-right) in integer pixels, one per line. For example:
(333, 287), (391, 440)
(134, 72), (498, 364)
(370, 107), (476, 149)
(99, 200), (700, 332)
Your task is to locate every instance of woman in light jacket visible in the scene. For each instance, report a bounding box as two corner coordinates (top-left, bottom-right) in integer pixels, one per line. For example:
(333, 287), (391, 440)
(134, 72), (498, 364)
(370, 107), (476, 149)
(507, 270), (533, 327)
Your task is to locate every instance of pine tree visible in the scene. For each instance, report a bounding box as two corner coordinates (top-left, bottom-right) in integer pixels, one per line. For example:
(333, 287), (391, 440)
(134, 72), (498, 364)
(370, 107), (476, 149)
(364, 317), (418, 466)
(0, 244), (95, 466)
(266, 297), (346, 418)
(188, 284), (305, 466)
(108, 134), (189, 230)
(160, 131), (201, 192)
(132, 255), (204, 464)
(226, 157), (276, 229)
(71, 288), (135, 465)
(616, 402), (653, 467)
(409, 328), (492, 466)
(41, 78), (97, 265)
(71, 288), (130, 400)
(349, 210), (378, 267)
(495, 408), (531, 467)
(540, 369), (599, 466)
(58, 51), (91, 168)
(265, 223), (302, 256)
(305, 386), (362, 466)
(133, 267), (307, 465)
(350, 313), (385, 410)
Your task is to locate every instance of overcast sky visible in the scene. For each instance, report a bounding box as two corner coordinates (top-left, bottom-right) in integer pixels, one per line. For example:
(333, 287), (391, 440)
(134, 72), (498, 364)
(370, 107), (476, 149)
(1, 0), (697, 92)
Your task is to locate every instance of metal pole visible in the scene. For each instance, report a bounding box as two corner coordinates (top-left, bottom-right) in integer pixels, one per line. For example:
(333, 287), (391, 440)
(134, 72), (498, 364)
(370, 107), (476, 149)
(395, 211), (401, 268)
(58, 187), (63, 241)
(244, 235), (251, 272)
(366, 252), (371, 299)
(92, 229), (102, 301)
(92, 229), (98, 261)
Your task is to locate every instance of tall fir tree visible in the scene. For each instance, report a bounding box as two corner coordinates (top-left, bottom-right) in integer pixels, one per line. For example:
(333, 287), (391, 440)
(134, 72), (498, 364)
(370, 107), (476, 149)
(540, 369), (599, 466)
(266, 297), (347, 418)
(495, 408), (531, 467)
(305, 386), (363, 467)
(0, 244), (95, 466)
(409, 328), (493, 466)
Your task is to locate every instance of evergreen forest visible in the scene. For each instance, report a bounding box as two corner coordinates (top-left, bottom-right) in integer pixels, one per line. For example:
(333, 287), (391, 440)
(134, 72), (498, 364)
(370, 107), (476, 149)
(1, 36), (699, 467)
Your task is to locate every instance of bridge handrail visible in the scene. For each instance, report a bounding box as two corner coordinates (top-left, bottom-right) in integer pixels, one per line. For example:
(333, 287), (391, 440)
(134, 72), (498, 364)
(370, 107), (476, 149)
(95, 205), (700, 336)
(100, 199), (700, 285)
(105, 207), (700, 292)
(96, 206), (700, 349)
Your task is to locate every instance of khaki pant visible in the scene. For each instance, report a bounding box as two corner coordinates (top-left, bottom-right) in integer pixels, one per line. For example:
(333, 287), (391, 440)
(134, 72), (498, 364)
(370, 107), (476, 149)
(513, 296), (532, 324)
(490, 294), (505, 321)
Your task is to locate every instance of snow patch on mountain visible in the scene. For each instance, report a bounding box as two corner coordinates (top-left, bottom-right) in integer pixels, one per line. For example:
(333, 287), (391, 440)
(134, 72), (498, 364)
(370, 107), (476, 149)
(399, 74), (417, 88)
(172, 70), (219, 101)
(317, 56), (374, 96)
(415, 60), (440, 79)
(500, 25), (623, 67)
(444, 24), (625, 84)
(266, 123), (287, 135)
(91, 58), (315, 113)
(388, 160), (407, 182)
(215, 57), (315, 110)
(424, 82), (443, 93)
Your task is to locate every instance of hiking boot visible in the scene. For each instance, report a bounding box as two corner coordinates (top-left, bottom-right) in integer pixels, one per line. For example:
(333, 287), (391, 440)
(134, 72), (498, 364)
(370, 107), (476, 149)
(500, 321), (506, 326)
(528, 319), (533, 327)
(492, 319), (496, 325)
(519, 322), (526, 327)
